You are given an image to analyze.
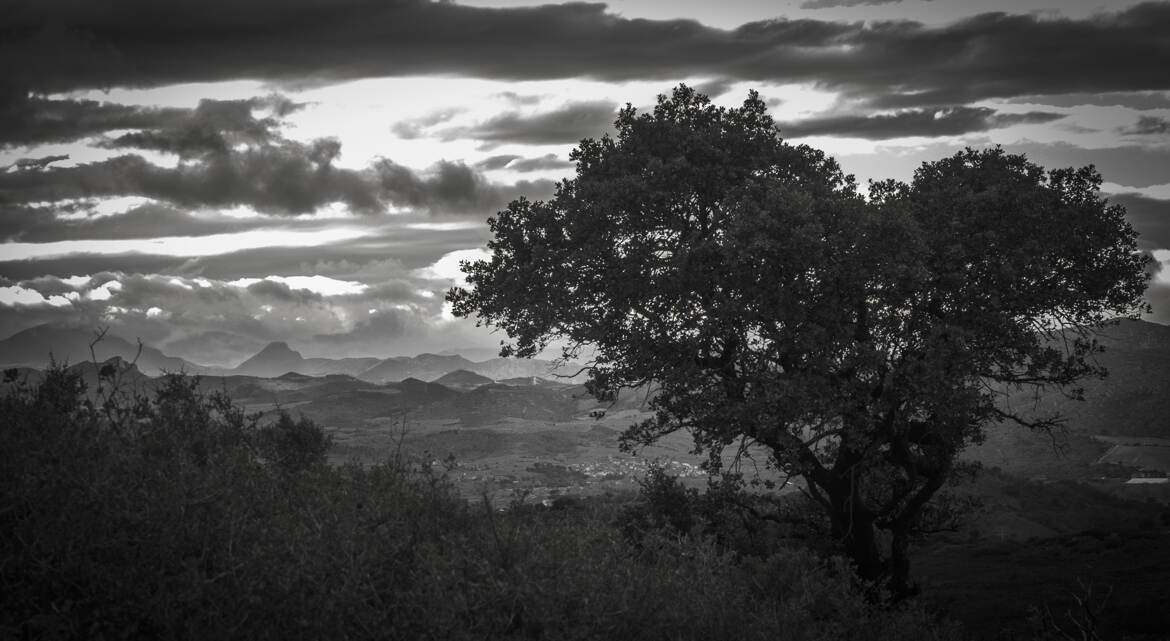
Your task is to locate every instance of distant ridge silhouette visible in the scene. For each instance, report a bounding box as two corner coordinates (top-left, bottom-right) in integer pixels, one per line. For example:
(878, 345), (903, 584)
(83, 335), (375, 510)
(0, 323), (198, 376)
(233, 341), (304, 378)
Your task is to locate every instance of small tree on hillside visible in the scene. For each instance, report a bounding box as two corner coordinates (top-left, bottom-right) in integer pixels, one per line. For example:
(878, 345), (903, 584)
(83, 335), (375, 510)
(446, 86), (1149, 592)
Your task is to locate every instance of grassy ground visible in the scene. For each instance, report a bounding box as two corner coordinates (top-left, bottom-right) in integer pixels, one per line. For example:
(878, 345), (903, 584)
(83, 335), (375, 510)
(916, 528), (1170, 640)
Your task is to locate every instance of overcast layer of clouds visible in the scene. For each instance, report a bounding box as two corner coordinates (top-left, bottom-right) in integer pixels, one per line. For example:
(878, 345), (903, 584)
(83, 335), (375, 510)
(433, 101), (618, 147)
(0, 202), (272, 244)
(4, 2), (1169, 118)
(800, 0), (921, 8)
(779, 106), (1064, 139)
(0, 98), (188, 149)
(1122, 115), (1170, 136)
(0, 96), (555, 218)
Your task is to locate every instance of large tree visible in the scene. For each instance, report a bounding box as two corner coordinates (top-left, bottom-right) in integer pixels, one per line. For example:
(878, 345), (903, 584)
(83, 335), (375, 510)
(447, 86), (1149, 591)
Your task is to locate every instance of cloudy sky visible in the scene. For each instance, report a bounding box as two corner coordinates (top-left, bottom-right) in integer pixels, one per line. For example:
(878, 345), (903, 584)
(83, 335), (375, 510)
(2, 0), (1169, 366)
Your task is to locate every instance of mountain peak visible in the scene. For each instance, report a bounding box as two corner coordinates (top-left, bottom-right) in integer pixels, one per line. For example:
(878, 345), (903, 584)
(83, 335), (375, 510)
(234, 341), (305, 377)
(432, 369), (495, 389)
(258, 341), (300, 356)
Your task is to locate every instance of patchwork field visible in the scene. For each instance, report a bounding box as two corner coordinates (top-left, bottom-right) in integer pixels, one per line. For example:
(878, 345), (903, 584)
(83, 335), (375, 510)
(1094, 436), (1170, 473)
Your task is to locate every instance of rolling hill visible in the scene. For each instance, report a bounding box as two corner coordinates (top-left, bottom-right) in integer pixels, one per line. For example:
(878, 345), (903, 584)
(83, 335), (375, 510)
(963, 319), (1170, 479)
(432, 369), (496, 390)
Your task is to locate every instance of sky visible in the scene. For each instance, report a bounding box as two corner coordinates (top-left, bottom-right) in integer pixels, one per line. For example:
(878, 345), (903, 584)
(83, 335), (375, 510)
(1, 0), (1169, 367)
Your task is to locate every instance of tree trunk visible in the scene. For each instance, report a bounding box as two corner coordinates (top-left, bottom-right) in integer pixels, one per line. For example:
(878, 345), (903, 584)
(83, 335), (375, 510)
(827, 483), (885, 585)
(888, 526), (917, 598)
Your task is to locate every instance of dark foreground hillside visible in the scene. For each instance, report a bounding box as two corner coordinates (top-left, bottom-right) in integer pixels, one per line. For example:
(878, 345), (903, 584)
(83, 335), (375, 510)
(1, 366), (963, 641)
(4, 362), (1169, 640)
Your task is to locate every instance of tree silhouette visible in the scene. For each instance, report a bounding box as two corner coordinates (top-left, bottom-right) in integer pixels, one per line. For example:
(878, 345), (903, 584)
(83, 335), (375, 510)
(447, 85), (1149, 592)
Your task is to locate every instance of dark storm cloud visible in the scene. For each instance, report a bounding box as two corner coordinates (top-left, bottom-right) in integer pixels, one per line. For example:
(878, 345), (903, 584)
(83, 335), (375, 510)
(474, 153), (572, 173)
(98, 95), (305, 158)
(0, 202), (283, 243)
(842, 5), (1170, 108)
(374, 159), (490, 210)
(16, 275), (84, 299)
(0, 92), (301, 151)
(9, 155), (70, 171)
(178, 247), (409, 281)
(1004, 92), (1170, 110)
(434, 101), (618, 146)
(164, 331), (267, 368)
(779, 106), (1065, 140)
(0, 97), (187, 148)
(244, 279), (323, 303)
(496, 92), (543, 106)
(390, 109), (461, 140)
(0, 137), (548, 216)
(364, 280), (439, 302)
(5, 1), (1167, 111)
(314, 309), (415, 345)
(800, 0), (922, 8)
(475, 155), (523, 171)
(373, 160), (554, 213)
(692, 78), (738, 99)
(1, 0), (732, 96)
(102, 273), (217, 310)
(0, 253), (187, 282)
(506, 154), (574, 172)
(0, 144), (376, 215)
(1108, 193), (1170, 250)
(1121, 116), (1170, 136)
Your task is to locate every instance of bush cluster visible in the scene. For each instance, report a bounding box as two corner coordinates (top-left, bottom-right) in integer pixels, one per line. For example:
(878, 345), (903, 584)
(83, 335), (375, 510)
(618, 463), (834, 560)
(2, 365), (962, 640)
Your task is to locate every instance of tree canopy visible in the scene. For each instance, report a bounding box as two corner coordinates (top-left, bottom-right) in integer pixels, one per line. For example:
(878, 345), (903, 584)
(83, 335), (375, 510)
(447, 85), (1150, 591)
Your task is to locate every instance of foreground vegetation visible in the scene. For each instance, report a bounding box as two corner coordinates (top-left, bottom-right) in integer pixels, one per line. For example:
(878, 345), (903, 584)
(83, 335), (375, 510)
(2, 365), (967, 640)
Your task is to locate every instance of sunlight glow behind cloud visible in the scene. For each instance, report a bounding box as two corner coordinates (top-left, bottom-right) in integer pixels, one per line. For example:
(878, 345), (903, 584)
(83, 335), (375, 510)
(0, 228), (370, 260)
(228, 275), (370, 297)
(0, 286), (74, 308)
(415, 248), (493, 285)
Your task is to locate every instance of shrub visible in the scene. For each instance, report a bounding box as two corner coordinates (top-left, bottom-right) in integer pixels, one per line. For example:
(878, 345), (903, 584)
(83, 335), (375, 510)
(255, 410), (332, 472)
(619, 461), (699, 538)
(619, 463), (831, 561)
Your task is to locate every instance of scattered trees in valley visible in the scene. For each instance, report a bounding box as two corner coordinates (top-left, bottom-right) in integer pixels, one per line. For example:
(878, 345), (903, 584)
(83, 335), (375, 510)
(448, 85), (1150, 592)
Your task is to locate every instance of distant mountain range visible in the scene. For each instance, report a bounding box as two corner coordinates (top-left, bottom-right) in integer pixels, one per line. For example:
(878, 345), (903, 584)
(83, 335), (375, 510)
(233, 341), (382, 378)
(4, 320), (1168, 440)
(3, 319), (1167, 480)
(227, 337), (583, 383)
(0, 323), (586, 383)
(0, 324), (202, 376)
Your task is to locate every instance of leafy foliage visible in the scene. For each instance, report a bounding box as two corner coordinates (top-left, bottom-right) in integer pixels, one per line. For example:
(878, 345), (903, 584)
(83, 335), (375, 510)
(255, 409), (332, 472)
(618, 463), (829, 559)
(448, 85), (1150, 592)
